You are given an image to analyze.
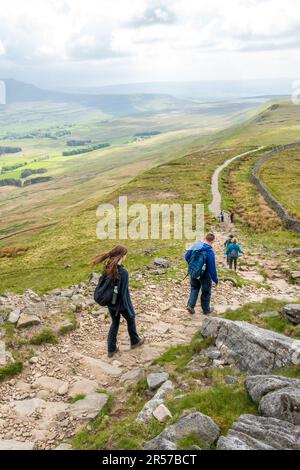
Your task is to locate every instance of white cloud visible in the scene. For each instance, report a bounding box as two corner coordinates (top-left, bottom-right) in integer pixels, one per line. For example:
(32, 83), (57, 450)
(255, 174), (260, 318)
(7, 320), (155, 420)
(0, 0), (300, 86)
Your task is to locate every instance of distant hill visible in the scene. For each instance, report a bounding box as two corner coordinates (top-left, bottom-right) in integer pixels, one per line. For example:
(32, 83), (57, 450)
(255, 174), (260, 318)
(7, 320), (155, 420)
(0, 79), (188, 115)
(62, 79), (291, 100)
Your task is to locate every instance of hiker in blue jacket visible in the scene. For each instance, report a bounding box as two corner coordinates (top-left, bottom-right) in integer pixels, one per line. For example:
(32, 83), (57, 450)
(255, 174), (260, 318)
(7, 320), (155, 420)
(185, 233), (218, 315)
(225, 237), (244, 271)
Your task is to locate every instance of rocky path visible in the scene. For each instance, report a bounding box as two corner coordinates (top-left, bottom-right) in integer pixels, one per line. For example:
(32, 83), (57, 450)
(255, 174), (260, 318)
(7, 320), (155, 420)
(208, 147), (264, 217)
(1, 235), (299, 449)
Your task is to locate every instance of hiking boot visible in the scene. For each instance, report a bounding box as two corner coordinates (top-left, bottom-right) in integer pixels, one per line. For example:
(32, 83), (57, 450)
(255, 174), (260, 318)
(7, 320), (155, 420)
(187, 305), (196, 315)
(203, 308), (214, 315)
(131, 337), (145, 349)
(108, 346), (119, 358)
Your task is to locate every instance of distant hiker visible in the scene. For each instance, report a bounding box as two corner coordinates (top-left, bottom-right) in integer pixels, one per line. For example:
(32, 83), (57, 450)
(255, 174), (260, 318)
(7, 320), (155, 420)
(225, 237), (244, 271)
(224, 234), (234, 267)
(185, 233), (218, 315)
(220, 210), (225, 223)
(92, 245), (144, 358)
(230, 210), (235, 224)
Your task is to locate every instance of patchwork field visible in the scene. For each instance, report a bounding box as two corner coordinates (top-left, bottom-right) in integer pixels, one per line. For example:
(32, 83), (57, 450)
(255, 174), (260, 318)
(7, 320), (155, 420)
(0, 97), (263, 240)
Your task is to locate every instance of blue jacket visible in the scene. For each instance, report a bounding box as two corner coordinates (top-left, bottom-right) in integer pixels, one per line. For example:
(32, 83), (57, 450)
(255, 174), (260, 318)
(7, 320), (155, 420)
(225, 242), (244, 257)
(185, 242), (218, 284)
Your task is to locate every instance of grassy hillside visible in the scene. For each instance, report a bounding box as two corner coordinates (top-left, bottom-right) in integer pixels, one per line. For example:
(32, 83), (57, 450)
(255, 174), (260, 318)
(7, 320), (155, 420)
(259, 147), (300, 219)
(0, 98), (256, 240)
(213, 101), (300, 147)
(1, 98), (300, 295)
(219, 104), (300, 253)
(0, 147), (243, 294)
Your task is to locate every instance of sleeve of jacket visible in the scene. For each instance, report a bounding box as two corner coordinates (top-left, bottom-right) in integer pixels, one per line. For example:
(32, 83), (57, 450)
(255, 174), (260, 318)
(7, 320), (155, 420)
(120, 269), (135, 318)
(238, 244), (244, 254)
(185, 250), (192, 262)
(207, 251), (218, 284)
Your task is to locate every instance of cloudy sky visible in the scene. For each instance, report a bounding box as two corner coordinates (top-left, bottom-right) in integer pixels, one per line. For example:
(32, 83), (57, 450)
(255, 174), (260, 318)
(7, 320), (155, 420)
(0, 0), (300, 88)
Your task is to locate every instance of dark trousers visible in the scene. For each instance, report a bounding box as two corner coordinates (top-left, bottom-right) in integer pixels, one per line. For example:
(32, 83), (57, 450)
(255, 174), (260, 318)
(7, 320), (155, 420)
(107, 309), (140, 353)
(187, 275), (212, 314)
(229, 257), (237, 271)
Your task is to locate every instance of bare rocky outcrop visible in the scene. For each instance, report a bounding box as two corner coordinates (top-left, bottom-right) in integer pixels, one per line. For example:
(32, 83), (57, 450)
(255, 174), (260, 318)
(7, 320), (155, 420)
(281, 304), (300, 325)
(201, 317), (300, 374)
(246, 375), (300, 425)
(144, 412), (220, 450)
(217, 414), (300, 450)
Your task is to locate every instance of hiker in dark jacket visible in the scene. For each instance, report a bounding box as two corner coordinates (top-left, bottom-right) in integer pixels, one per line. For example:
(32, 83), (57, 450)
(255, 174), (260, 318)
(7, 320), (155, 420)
(92, 245), (144, 358)
(224, 234), (233, 267)
(185, 233), (218, 315)
(230, 210), (235, 224)
(225, 237), (244, 271)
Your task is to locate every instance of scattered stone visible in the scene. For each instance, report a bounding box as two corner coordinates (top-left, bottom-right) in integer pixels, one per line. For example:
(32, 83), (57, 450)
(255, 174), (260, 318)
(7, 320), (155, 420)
(147, 372), (169, 391)
(291, 272), (300, 283)
(29, 356), (39, 364)
(13, 398), (45, 417)
(217, 414), (300, 450)
(69, 379), (99, 398)
(144, 412), (220, 450)
(281, 304), (300, 325)
(287, 248), (300, 255)
(8, 309), (21, 324)
(34, 376), (69, 395)
(221, 277), (238, 287)
(225, 375), (238, 385)
(15, 380), (32, 393)
(76, 353), (122, 378)
(143, 437), (177, 450)
(17, 313), (41, 328)
(154, 258), (171, 268)
(58, 319), (75, 333)
(58, 383), (69, 396)
(0, 340), (11, 366)
(136, 380), (174, 423)
(201, 317), (300, 374)
(153, 404), (172, 422)
(54, 443), (73, 450)
(258, 311), (279, 319)
(0, 440), (35, 450)
(89, 272), (100, 286)
(68, 393), (109, 420)
(120, 368), (144, 384)
(206, 349), (222, 360)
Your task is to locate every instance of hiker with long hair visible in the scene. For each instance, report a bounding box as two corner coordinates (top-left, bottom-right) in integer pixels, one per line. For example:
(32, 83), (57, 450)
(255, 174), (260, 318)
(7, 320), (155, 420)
(225, 237), (244, 271)
(92, 245), (144, 358)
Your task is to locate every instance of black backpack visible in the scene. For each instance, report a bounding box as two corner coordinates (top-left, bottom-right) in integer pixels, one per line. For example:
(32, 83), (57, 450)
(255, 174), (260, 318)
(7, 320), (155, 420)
(94, 275), (116, 306)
